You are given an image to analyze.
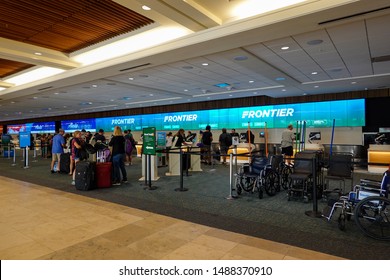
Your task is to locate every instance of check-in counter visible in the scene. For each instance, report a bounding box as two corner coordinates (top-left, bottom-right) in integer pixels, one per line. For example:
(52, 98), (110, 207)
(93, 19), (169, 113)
(226, 143), (255, 164)
(368, 144), (390, 173)
(135, 144), (142, 158)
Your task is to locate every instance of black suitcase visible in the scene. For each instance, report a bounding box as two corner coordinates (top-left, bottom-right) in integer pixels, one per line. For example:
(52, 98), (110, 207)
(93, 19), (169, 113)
(75, 161), (96, 191)
(60, 153), (71, 174)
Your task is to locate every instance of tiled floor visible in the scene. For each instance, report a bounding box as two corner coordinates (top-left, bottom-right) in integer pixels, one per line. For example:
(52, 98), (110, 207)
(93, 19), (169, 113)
(0, 175), (344, 260)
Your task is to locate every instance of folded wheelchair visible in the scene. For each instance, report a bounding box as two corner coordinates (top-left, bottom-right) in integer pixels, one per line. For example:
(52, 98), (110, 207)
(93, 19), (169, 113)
(234, 155), (280, 199)
(322, 169), (390, 240)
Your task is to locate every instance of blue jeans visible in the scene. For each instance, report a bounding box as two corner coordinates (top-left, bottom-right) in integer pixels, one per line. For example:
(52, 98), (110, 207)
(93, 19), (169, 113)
(112, 153), (127, 183)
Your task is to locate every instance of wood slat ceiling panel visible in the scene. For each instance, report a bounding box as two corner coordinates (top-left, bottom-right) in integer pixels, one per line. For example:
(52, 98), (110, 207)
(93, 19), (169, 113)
(0, 0), (154, 53)
(0, 59), (34, 79)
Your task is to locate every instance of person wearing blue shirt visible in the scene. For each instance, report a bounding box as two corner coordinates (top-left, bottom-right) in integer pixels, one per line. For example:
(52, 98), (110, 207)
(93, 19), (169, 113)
(51, 128), (66, 173)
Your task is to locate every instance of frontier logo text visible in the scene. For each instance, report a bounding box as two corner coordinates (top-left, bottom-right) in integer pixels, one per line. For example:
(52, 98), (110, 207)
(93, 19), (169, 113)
(242, 108), (294, 119)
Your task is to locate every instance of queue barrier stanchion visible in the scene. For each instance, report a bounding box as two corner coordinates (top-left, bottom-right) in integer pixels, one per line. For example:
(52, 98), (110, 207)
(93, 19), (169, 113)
(175, 148), (188, 192)
(11, 145), (17, 166)
(305, 156), (322, 218)
(143, 154), (157, 190)
(226, 153), (238, 200)
(32, 145), (38, 162)
(23, 146), (30, 169)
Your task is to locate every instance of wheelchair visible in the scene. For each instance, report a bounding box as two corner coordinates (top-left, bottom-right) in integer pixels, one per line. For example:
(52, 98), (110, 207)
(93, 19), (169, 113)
(286, 151), (323, 202)
(322, 169), (390, 240)
(234, 155), (280, 199)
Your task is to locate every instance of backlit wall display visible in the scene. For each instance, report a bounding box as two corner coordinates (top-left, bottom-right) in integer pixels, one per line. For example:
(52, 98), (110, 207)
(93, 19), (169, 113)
(61, 119), (96, 133)
(91, 99), (365, 132)
(95, 116), (143, 132)
(7, 124), (27, 134)
(26, 122), (55, 134)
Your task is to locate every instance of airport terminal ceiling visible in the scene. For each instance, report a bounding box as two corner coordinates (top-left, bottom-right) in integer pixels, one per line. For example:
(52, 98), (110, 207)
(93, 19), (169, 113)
(0, 0), (389, 123)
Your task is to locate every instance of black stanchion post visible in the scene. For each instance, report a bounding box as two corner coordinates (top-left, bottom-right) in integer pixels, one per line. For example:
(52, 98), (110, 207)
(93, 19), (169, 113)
(175, 148), (188, 192)
(143, 154), (157, 190)
(144, 153), (147, 186)
(305, 156), (322, 217)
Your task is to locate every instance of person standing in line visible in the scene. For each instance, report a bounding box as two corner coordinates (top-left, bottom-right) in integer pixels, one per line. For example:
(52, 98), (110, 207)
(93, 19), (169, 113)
(165, 132), (173, 161)
(71, 130), (83, 185)
(124, 130), (134, 166)
(201, 125), (213, 165)
(281, 124), (295, 166)
(219, 128), (232, 165)
(50, 128), (66, 173)
(94, 128), (106, 143)
(109, 126), (128, 186)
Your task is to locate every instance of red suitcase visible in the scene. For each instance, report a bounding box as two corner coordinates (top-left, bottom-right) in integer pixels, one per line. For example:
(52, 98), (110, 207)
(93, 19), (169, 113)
(95, 162), (112, 188)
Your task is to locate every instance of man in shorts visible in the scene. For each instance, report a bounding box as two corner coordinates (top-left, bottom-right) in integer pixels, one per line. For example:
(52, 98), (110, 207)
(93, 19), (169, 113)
(281, 124), (295, 166)
(50, 128), (66, 173)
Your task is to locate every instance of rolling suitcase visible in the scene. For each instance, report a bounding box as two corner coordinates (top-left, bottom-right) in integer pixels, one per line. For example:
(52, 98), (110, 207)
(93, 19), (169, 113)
(60, 152), (71, 174)
(95, 162), (112, 188)
(75, 161), (96, 191)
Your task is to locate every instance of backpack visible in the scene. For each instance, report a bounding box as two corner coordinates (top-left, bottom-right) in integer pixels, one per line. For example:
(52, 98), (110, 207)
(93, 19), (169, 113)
(125, 138), (133, 154)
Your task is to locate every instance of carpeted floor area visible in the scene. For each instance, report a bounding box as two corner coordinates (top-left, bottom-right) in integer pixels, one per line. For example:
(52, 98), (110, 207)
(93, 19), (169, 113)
(1, 150), (389, 259)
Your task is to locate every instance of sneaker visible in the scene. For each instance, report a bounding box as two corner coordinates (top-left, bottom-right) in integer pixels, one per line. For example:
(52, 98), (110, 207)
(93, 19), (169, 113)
(71, 180), (75, 185)
(112, 182), (121, 186)
(122, 180), (128, 184)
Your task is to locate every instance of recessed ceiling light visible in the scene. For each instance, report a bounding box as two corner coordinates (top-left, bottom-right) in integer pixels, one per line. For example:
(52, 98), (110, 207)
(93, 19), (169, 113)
(184, 89), (188, 92)
(92, 85), (98, 88)
(128, 77), (134, 80)
(314, 85), (319, 88)
(202, 63), (209, 66)
(282, 89), (286, 92)
(142, 5), (151, 10)
(234, 55), (248, 61)
(307, 39), (323, 45)
(54, 92), (59, 95)
(311, 72), (318, 75)
(34, 52), (42, 56)
(281, 46), (289, 50)
(249, 80), (254, 83)
(351, 81), (357, 84)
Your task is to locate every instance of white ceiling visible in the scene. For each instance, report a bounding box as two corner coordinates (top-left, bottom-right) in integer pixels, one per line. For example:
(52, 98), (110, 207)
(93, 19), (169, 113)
(1, 0), (390, 122)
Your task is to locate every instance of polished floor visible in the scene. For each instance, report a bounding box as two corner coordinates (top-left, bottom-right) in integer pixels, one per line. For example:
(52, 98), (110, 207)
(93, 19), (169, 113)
(0, 175), (344, 260)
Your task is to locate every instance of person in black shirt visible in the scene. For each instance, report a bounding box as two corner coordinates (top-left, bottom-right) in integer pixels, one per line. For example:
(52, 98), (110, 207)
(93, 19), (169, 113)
(201, 125), (213, 165)
(94, 129), (106, 143)
(219, 128), (232, 165)
(173, 128), (187, 147)
(109, 126), (127, 185)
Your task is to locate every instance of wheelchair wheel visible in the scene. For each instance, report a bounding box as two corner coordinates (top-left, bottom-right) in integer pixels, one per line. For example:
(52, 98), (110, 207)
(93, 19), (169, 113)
(235, 177), (242, 195)
(264, 170), (278, 196)
(354, 196), (390, 241)
(280, 165), (292, 190)
(338, 214), (346, 231)
(242, 177), (256, 192)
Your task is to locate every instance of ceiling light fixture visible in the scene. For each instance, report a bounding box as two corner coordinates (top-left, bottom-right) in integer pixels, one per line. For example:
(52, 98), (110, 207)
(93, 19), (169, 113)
(142, 5), (151, 10)
(202, 63), (209, 66)
(311, 72), (318, 75)
(281, 46), (289, 50)
(307, 39), (324, 45)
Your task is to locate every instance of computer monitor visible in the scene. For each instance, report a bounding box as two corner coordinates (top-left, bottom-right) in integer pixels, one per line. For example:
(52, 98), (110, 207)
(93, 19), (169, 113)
(309, 132), (321, 141)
